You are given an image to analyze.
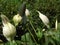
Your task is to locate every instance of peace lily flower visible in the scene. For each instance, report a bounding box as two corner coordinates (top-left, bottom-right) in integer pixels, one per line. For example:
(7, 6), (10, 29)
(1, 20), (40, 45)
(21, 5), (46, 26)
(25, 9), (30, 17)
(13, 8), (30, 26)
(37, 10), (50, 29)
(1, 14), (16, 41)
(42, 28), (45, 31)
(55, 18), (58, 30)
(13, 14), (22, 26)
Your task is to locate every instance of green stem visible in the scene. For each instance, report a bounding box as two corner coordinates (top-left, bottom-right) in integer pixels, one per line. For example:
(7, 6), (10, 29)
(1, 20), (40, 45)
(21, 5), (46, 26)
(27, 17), (38, 44)
(29, 21), (37, 35)
(44, 33), (48, 45)
(28, 16), (36, 34)
(25, 34), (27, 45)
(9, 41), (12, 45)
(27, 28), (37, 44)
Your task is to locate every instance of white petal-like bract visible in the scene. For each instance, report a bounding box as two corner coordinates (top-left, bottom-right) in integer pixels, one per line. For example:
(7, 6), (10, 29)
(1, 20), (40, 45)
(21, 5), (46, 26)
(1, 15), (16, 41)
(3, 23), (16, 41)
(37, 11), (50, 29)
(13, 14), (22, 26)
(25, 9), (30, 16)
(55, 19), (58, 30)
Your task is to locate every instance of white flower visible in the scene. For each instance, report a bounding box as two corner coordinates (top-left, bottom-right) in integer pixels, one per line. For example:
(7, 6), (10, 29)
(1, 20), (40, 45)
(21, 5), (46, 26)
(25, 9), (30, 16)
(1, 15), (16, 41)
(13, 9), (30, 25)
(55, 18), (58, 30)
(42, 29), (45, 31)
(13, 14), (22, 26)
(37, 10), (50, 29)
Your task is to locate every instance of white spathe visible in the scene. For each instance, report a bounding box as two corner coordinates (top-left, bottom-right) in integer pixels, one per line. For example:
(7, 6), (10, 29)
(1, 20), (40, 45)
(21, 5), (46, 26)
(55, 18), (58, 30)
(37, 11), (50, 29)
(25, 9), (30, 16)
(1, 15), (16, 41)
(3, 23), (16, 41)
(13, 9), (30, 26)
(13, 14), (22, 26)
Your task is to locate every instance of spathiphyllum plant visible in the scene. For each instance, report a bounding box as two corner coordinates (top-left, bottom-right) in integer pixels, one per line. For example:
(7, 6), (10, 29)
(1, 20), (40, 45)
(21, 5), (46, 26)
(37, 10), (50, 29)
(13, 14), (22, 26)
(13, 8), (30, 26)
(25, 9), (30, 17)
(55, 18), (58, 30)
(0, 0), (60, 45)
(1, 14), (16, 42)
